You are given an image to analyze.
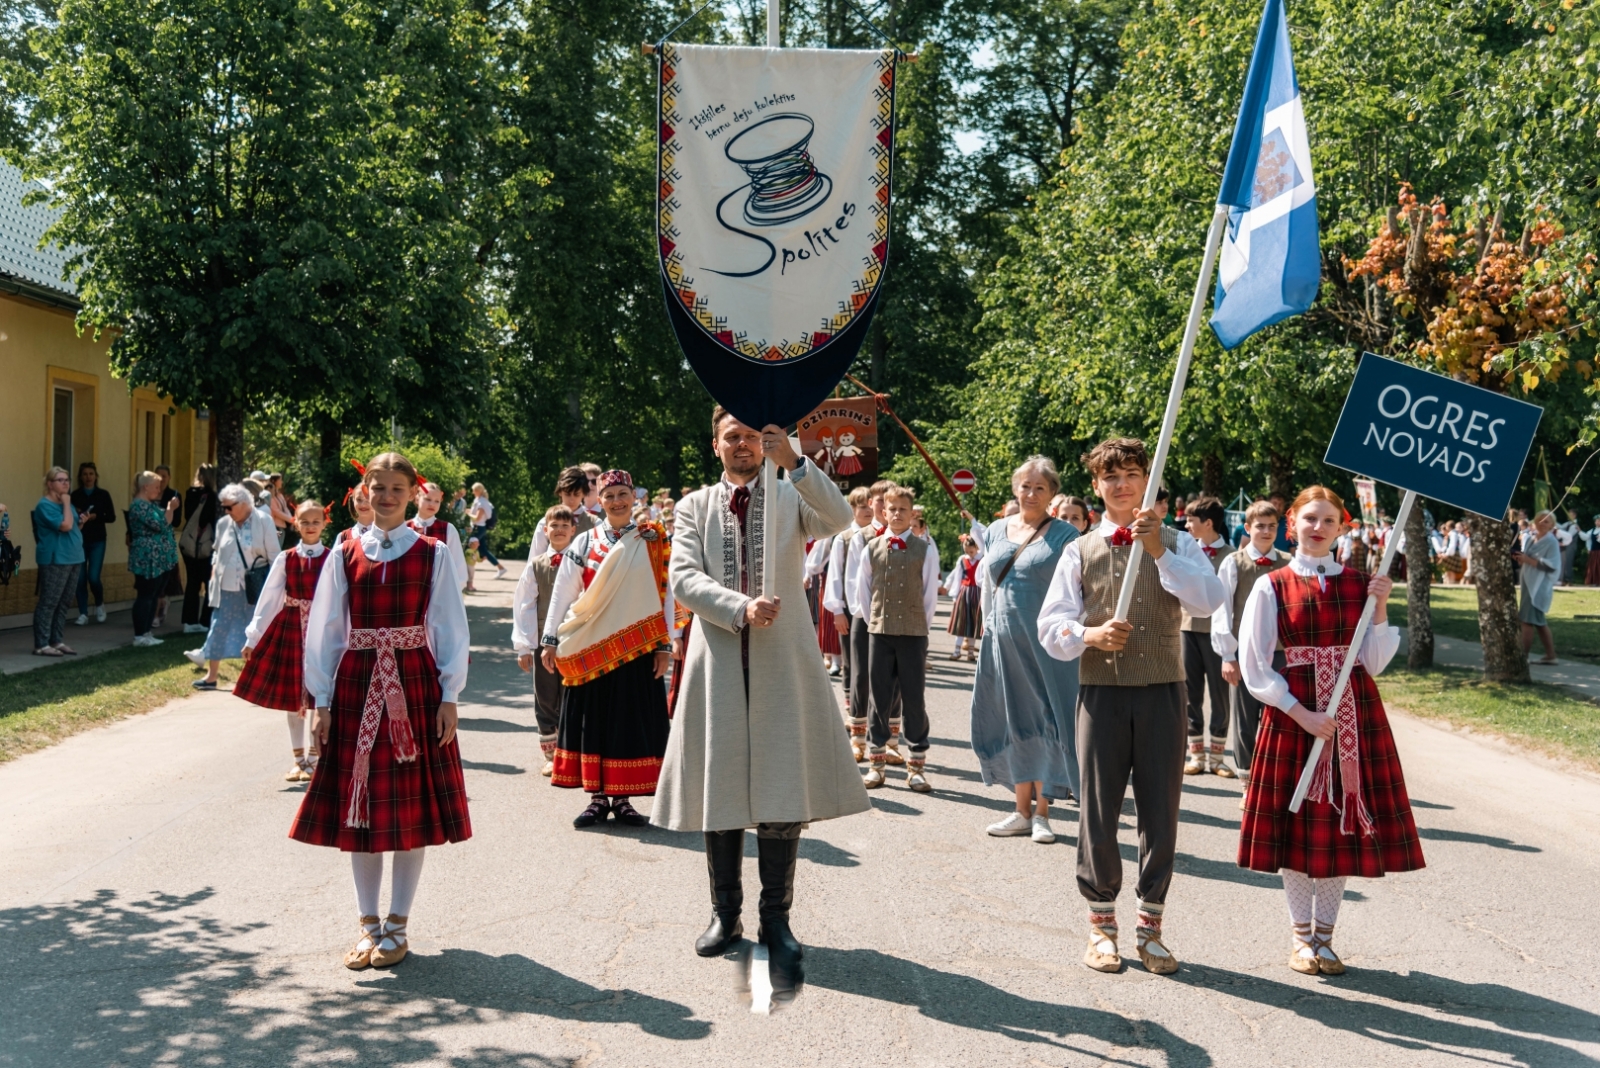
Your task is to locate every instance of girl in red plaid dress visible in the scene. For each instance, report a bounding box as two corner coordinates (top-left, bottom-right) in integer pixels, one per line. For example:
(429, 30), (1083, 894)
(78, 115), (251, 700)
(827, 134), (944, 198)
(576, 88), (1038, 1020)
(291, 452), (472, 971)
(1237, 486), (1424, 976)
(236, 500), (330, 782)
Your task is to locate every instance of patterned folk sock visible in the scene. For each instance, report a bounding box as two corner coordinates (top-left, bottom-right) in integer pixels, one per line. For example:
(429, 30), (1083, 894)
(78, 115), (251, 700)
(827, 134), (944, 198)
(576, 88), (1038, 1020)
(1088, 902), (1117, 938)
(1135, 900), (1165, 941)
(539, 734), (557, 760)
(868, 747), (887, 768)
(1281, 870), (1314, 926)
(1312, 876), (1347, 929)
(1187, 736), (1204, 755)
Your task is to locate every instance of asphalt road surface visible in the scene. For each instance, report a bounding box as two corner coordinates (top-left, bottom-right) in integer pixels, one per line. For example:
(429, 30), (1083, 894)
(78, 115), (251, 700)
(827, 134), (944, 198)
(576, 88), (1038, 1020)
(3, 572), (1597, 1067)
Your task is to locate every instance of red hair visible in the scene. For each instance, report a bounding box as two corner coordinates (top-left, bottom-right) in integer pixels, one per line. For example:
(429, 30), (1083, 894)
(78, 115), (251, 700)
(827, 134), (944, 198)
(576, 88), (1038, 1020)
(1286, 485), (1347, 541)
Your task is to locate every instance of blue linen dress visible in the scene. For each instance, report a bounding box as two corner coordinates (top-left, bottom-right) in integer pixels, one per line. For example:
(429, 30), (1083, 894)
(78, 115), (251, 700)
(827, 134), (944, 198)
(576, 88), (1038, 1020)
(968, 516), (1081, 799)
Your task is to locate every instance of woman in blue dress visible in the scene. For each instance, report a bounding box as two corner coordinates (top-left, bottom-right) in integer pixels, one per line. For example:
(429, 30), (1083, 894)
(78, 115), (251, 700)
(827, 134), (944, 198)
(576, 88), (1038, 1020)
(969, 456), (1081, 844)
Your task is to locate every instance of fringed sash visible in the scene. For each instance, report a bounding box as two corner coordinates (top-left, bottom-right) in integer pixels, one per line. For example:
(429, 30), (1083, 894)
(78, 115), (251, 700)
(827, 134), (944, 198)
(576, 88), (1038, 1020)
(344, 624), (426, 827)
(1285, 643), (1375, 837)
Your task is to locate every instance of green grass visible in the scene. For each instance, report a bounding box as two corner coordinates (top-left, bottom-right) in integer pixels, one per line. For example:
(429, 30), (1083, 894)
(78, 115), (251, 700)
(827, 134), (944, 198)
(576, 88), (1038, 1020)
(0, 642), (239, 764)
(1386, 585), (1600, 663)
(1383, 665), (1600, 770)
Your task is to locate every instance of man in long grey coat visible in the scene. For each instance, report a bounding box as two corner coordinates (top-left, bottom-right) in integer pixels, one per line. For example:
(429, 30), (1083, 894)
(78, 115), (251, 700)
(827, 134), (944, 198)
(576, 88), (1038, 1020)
(655, 406), (866, 994)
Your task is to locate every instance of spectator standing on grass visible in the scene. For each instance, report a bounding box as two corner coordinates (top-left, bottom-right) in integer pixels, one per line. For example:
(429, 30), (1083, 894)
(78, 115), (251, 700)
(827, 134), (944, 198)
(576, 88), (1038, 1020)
(33, 467), (84, 656)
(1582, 514), (1600, 586)
(1513, 510), (1562, 666)
(70, 461), (115, 626)
(153, 466), (184, 629)
(128, 471), (181, 647)
(186, 483), (280, 688)
(1556, 510), (1579, 586)
(180, 465), (220, 633)
(467, 482), (506, 580)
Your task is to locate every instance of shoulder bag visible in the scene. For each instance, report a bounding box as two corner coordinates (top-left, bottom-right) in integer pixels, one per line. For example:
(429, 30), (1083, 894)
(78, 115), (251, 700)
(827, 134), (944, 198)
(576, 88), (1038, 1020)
(235, 524), (270, 605)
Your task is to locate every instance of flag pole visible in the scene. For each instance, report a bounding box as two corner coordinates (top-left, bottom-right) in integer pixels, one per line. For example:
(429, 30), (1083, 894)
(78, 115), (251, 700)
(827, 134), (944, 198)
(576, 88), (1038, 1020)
(1112, 203), (1231, 622)
(761, 0), (779, 599)
(1288, 488), (1416, 812)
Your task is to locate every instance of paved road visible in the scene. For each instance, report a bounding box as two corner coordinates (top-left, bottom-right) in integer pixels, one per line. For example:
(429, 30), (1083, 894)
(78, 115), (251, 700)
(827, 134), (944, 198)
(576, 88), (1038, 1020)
(3, 571), (1598, 1067)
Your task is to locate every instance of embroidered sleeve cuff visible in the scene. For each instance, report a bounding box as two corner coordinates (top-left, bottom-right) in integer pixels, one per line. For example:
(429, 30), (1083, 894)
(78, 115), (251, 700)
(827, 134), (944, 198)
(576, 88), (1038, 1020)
(540, 635), (559, 647)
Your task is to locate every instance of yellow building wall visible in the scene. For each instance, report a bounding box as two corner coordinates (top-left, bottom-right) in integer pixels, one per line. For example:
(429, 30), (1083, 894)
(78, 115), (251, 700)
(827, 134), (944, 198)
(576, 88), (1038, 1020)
(0, 291), (208, 622)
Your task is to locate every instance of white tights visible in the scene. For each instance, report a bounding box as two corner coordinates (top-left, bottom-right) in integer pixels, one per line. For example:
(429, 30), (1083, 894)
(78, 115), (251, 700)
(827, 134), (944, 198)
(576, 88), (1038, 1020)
(286, 712), (305, 750)
(1282, 869), (1347, 929)
(351, 849), (428, 919)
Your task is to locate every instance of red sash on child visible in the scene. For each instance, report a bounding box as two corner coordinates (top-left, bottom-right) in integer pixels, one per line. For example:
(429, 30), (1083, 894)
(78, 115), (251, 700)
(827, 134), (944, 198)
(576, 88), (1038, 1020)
(344, 624), (426, 828)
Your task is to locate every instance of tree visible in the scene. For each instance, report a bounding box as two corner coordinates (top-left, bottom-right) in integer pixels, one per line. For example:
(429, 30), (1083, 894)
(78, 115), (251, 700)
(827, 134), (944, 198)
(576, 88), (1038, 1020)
(8, 0), (491, 485)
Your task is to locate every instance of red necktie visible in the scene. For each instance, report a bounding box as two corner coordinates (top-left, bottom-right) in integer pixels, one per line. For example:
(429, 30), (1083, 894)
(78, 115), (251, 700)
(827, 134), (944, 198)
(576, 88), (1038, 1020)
(549, 553), (563, 567)
(1202, 545), (1218, 558)
(730, 485), (751, 526)
(889, 536), (906, 551)
(1255, 556), (1274, 566)
(1109, 527), (1134, 547)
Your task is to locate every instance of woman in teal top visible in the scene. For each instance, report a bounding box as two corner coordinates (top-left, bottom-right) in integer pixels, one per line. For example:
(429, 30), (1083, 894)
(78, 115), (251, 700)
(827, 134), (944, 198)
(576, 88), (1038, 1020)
(128, 471), (181, 645)
(33, 466), (84, 656)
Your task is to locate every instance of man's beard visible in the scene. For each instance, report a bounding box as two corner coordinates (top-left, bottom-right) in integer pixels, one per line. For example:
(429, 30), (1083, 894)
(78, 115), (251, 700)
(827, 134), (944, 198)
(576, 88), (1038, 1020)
(723, 450), (760, 477)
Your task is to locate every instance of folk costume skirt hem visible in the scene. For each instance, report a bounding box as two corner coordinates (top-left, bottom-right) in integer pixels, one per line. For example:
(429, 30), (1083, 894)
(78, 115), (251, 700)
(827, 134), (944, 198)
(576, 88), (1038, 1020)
(552, 653), (669, 795)
(947, 586), (982, 638)
(233, 616), (308, 711)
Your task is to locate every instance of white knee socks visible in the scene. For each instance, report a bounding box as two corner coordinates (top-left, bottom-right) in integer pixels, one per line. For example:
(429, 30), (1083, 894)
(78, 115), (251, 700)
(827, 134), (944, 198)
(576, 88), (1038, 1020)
(1282, 870), (1348, 929)
(286, 711), (305, 750)
(351, 848), (428, 918)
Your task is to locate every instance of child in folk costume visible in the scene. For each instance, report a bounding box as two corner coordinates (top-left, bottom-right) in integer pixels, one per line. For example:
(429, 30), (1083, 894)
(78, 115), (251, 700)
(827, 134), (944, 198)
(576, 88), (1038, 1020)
(513, 505), (580, 776)
(1180, 496), (1234, 778)
(337, 483), (375, 546)
(290, 452), (471, 971)
(822, 486), (876, 741)
(527, 467), (598, 558)
(945, 533), (983, 661)
(1037, 438), (1225, 976)
(236, 500), (330, 782)
(836, 481), (905, 764)
(1210, 500), (1291, 784)
(540, 470), (685, 829)
(410, 481), (469, 590)
(851, 485), (940, 792)
(805, 532), (841, 673)
(1237, 486), (1424, 975)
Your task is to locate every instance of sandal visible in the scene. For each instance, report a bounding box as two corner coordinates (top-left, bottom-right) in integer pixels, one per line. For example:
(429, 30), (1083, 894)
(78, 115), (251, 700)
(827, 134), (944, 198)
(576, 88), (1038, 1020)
(344, 916), (382, 970)
(1312, 922), (1345, 975)
(33, 647), (63, 657)
(53, 643), (78, 655)
(370, 915), (409, 968)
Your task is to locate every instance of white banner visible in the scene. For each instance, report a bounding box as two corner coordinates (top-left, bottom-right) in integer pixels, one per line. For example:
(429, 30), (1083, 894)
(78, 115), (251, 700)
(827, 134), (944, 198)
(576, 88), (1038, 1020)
(658, 43), (894, 364)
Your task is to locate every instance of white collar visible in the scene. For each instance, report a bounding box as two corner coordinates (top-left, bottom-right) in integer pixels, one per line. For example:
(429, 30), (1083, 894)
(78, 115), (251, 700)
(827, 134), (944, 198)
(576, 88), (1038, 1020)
(410, 514), (440, 527)
(294, 542), (326, 558)
(720, 470), (760, 494)
(1095, 516), (1136, 536)
(358, 523), (419, 561)
(1203, 536), (1229, 550)
(1290, 550), (1342, 577)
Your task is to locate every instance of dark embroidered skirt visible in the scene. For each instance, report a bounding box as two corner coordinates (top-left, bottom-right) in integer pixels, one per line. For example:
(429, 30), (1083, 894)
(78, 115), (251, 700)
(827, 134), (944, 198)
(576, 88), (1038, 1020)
(946, 585), (982, 638)
(552, 653), (669, 795)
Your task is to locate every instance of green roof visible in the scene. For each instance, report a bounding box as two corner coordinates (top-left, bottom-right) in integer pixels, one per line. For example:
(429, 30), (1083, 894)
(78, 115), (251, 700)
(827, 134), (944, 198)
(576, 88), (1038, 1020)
(0, 159), (77, 306)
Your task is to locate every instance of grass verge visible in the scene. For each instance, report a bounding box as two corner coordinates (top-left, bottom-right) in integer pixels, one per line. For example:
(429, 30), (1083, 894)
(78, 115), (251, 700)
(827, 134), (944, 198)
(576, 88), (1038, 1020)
(1387, 585), (1600, 663)
(0, 643), (239, 764)
(1383, 665), (1600, 771)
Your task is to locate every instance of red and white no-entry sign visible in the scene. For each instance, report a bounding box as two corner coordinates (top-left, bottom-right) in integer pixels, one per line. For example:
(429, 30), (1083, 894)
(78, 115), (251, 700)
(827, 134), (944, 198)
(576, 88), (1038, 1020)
(950, 469), (977, 493)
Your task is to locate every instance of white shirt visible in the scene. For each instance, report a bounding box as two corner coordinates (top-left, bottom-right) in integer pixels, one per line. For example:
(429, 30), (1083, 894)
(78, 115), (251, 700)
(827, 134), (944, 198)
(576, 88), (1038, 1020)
(409, 515), (469, 590)
(841, 520), (887, 616)
(1238, 551), (1400, 713)
(511, 543), (567, 655)
(470, 496), (494, 524)
(1210, 544), (1279, 659)
(849, 530), (941, 630)
(1036, 517), (1226, 663)
(244, 541), (327, 648)
(539, 521), (680, 646)
(823, 522), (866, 615)
(804, 535), (832, 583)
(303, 524), (471, 707)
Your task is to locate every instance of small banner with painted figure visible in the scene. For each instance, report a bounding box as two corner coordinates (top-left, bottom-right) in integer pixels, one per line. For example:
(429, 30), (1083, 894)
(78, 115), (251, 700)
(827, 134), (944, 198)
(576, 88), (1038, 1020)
(657, 43), (896, 430)
(797, 396), (878, 489)
(1324, 353), (1543, 519)
(1351, 478), (1379, 527)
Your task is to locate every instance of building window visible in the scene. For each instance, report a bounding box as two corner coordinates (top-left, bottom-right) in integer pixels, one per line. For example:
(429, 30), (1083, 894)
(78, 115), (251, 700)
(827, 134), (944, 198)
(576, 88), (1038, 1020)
(52, 387), (74, 471)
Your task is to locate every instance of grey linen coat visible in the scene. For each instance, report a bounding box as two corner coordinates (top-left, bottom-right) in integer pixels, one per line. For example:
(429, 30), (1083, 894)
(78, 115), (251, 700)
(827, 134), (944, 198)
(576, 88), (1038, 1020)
(653, 463), (869, 831)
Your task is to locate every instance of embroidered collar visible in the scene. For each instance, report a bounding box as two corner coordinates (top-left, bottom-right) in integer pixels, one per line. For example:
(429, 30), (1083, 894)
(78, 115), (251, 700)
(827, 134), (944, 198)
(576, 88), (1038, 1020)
(1290, 551), (1341, 577)
(357, 523), (419, 561)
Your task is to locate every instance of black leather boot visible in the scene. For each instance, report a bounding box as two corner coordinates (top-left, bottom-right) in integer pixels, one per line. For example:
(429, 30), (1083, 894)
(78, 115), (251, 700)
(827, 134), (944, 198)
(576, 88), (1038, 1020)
(756, 832), (804, 993)
(695, 829), (744, 956)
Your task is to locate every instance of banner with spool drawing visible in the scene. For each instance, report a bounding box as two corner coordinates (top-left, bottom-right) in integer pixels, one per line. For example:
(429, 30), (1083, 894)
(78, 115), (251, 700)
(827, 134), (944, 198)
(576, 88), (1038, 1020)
(656, 43), (895, 429)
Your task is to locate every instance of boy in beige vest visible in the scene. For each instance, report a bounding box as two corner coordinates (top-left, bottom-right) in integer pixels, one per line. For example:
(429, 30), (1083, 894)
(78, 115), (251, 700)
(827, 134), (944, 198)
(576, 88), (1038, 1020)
(1209, 500), (1290, 781)
(850, 486), (940, 791)
(1180, 495), (1233, 777)
(513, 506), (580, 775)
(1038, 439), (1224, 976)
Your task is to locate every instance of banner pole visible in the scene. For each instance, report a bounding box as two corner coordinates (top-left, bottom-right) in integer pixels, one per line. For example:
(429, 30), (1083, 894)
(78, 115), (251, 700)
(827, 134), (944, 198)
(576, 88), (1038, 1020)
(761, 0), (777, 598)
(1111, 203), (1230, 623)
(844, 372), (967, 517)
(767, 0), (778, 46)
(1288, 487), (1416, 813)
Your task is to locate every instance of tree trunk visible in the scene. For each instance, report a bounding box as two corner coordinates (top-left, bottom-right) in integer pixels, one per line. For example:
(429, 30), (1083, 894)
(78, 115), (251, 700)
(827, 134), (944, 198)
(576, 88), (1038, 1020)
(1201, 453), (1223, 497)
(1268, 452), (1295, 500)
(214, 406), (245, 487)
(1405, 496), (1433, 669)
(1472, 515), (1529, 683)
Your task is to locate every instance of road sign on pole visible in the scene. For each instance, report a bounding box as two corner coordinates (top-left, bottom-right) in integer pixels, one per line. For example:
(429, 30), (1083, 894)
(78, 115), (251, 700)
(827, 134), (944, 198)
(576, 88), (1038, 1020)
(950, 469), (976, 494)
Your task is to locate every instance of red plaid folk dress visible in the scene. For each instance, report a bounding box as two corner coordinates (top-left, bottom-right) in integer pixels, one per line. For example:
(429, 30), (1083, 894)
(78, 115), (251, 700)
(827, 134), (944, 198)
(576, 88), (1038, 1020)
(1238, 567), (1425, 878)
(289, 537), (472, 852)
(233, 549), (327, 712)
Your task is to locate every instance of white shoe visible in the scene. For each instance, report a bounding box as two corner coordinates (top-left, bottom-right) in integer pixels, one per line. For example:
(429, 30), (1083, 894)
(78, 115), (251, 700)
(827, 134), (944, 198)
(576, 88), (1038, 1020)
(95, 605), (107, 623)
(1031, 815), (1056, 843)
(132, 635), (162, 648)
(184, 648), (206, 666)
(987, 812), (1032, 837)
(73, 614), (89, 626)
(184, 623), (208, 634)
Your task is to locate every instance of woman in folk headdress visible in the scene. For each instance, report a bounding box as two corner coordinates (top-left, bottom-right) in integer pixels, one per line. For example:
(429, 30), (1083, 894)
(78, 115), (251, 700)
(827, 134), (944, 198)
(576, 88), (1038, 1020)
(540, 469), (685, 829)
(290, 452), (472, 971)
(1237, 485), (1424, 977)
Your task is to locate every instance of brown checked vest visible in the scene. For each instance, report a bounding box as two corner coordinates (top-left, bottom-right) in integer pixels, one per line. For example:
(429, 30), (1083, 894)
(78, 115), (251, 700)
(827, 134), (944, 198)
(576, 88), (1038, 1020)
(1180, 542), (1228, 633)
(1229, 546), (1290, 652)
(1079, 525), (1185, 686)
(866, 533), (930, 637)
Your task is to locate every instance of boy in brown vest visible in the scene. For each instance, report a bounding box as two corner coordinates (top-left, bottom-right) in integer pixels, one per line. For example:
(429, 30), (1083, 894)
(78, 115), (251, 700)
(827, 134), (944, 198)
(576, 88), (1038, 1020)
(513, 505), (580, 775)
(1179, 495), (1233, 777)
(851, 485), (940, 791)
(1209, 499), (1290, 781)
(1038, 438), (1225, 975)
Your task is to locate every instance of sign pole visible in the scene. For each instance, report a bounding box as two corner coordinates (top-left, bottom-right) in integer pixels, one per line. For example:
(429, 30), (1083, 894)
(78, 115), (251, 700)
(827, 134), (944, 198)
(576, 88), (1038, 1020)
(761, 0), (778, 599)
(1111, 203), (1230, 622)
(1287, 487), (1416, 813)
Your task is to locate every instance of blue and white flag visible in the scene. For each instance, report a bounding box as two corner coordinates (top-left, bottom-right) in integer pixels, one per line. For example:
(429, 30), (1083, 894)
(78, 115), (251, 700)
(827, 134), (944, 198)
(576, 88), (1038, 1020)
(1210, 0), (1320, 350)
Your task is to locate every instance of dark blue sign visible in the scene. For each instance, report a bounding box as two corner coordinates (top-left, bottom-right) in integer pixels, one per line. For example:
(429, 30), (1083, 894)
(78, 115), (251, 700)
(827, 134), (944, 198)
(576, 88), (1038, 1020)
(1324, 353), (1543, 519)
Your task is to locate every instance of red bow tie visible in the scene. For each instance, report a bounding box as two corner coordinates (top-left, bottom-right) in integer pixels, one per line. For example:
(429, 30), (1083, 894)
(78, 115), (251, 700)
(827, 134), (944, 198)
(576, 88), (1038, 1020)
(1202, 545), (1218, 558)
(1108, 527), (1134, 547)
(550, 553), (563, 567)
(1255, 555), (1274, 566)
(888, 536), (906, 551)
